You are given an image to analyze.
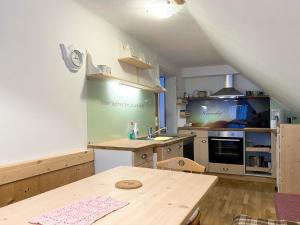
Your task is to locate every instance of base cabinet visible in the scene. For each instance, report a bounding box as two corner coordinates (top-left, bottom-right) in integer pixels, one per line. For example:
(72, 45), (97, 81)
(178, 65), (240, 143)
(156, 142), (183, 161)
(94, 148), (153, 173)
(208, 163), (244, 175)
(178, 130), (208, 167)
(279, 124), (300, 194)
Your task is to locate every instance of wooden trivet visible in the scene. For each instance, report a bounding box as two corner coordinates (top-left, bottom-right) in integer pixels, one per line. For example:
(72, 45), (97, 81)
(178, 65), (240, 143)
(115, 180), (143, 189)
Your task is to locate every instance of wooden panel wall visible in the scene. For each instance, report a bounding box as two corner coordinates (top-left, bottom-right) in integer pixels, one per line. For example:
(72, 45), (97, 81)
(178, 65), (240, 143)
(0, 150), (94, 207)
(279, 124), (300, 194)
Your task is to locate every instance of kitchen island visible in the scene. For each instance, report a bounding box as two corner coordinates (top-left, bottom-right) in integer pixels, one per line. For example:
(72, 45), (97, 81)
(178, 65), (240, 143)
(89, 135), (195, 173)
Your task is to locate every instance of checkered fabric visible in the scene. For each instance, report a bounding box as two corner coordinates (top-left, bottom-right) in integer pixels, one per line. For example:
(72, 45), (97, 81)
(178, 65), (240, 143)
(232, 215), (300, 225)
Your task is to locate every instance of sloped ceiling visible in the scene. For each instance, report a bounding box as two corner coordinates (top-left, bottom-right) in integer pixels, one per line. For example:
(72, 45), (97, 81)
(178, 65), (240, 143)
(76, 0), (224, 67)
(187, 0), (300, 112)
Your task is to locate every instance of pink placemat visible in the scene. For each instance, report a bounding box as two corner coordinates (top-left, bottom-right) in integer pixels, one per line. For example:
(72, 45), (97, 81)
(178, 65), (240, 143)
(29, 196), (128, 225)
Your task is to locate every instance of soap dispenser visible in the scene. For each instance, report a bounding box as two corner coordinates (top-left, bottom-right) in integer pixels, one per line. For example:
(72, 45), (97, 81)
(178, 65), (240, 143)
(133, 122), (139, 139)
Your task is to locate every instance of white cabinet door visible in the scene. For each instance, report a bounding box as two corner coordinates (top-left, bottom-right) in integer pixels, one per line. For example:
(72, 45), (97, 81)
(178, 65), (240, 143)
(94, 149), (133, 173)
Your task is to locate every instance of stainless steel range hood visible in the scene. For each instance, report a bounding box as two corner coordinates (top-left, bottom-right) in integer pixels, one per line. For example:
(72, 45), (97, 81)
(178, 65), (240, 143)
(210, 74), (244, 98)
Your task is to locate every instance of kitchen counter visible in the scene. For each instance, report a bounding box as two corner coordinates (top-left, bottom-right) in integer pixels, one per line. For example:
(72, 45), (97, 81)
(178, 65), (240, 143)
(88, 135), (195, 151)
(178, 127), (276, 133)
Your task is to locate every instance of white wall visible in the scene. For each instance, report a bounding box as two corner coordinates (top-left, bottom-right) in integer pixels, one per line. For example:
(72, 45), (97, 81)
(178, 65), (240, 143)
(183, 74), (261, 96)
(182, 64), (238, 78)
(0, 0), (178, 165)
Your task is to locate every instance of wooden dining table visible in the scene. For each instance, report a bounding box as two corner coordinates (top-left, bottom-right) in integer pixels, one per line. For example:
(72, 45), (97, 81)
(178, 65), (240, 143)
(0, 166), (217, 225)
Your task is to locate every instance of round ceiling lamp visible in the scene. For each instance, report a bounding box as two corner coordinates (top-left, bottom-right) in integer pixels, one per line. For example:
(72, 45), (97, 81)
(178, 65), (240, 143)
(146, 0), (183, 19)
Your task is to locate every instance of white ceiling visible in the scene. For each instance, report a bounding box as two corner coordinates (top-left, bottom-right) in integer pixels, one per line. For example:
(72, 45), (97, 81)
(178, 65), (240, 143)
(76, 0), (225, 67)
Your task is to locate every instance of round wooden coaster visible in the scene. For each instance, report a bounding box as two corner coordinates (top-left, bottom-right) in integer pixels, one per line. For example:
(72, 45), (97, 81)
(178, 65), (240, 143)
(115, 180), (143, 189)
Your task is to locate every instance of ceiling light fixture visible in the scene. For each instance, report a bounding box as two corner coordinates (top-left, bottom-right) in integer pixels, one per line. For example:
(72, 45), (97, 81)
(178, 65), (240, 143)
(146, 0), (183, 19)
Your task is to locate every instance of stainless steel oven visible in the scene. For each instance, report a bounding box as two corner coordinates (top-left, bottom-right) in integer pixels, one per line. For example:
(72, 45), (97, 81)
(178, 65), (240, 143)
(208, 131), (244, 165)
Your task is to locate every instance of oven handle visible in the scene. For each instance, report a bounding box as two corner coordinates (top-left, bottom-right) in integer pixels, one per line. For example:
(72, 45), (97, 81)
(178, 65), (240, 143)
(215, 152), (239, 156)
(210, 138), (241, 142)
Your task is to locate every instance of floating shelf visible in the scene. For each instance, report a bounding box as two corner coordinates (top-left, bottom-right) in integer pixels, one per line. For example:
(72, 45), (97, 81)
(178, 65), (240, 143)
(187, 96), (270, 101)
(246, 147), (271, 153)
(87, 73), (166, 93)
(180, 112), (190, 118)
(177, 102), (188, 106)
(176, 98), (188, 105)
(118, 57), (154, 69)
(86, 54), (165, 93)
(244, 172), (272, 178)
(245, 166), (271, 173)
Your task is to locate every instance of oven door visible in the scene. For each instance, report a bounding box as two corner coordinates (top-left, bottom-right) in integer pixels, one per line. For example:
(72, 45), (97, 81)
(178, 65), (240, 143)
(209, 137), (244, 165)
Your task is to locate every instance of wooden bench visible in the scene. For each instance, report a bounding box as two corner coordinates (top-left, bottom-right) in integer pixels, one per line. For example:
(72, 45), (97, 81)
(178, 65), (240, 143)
(0, 150), (94, 207)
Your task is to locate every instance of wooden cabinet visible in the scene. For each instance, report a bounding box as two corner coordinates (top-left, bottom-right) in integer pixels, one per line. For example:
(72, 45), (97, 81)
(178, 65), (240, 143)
(279, 124), (300, 194)
(94, 148), (154, 173)
(156, 142), (183, 161)
(244, 130), (276, 178)
(178, 129), (208, 167)
(208, 163), (244, 175)
(133, 148), (153, 167)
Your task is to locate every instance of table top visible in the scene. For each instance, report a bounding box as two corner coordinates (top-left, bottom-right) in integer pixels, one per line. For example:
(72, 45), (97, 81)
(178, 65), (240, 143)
(88, 135), (195, 151)
(0, 166), (217, 225)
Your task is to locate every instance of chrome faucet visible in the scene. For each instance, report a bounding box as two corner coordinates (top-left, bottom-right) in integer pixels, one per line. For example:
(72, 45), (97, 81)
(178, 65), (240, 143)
(147, 127), (167, 139)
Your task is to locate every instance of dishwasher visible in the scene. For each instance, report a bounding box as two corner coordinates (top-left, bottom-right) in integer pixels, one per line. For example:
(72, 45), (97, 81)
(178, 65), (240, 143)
(183, 139), (194, 160)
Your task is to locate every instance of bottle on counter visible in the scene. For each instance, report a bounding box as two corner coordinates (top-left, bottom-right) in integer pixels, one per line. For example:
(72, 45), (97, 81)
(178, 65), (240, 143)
(128, 122), (134, 140)
(133, 122), (139, 139)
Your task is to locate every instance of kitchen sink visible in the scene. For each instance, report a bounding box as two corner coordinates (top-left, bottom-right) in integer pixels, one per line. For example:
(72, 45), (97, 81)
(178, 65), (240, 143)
(135, 135), (179, 141)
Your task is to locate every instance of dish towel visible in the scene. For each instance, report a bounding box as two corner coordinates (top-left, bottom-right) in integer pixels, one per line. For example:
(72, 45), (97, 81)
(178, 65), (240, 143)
(29, 196), (128, 225)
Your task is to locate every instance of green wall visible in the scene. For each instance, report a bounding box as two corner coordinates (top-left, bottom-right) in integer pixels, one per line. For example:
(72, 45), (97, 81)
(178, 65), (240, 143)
(87, 79), (156, 143)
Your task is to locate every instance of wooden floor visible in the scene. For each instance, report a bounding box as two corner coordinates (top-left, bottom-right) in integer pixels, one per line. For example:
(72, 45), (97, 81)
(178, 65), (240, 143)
(199, 177), (277, 225)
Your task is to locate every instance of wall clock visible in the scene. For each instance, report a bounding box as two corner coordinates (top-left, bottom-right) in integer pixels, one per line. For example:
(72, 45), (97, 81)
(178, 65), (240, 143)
(60, 44), (84, 72)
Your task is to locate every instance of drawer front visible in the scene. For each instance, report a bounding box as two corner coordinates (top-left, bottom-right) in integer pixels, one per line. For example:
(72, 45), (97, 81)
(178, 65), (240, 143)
(133, 148), (153, 166)
(162, 142), (183, 160)
(178, 129), (208, 138)
(208, 163), (244, 175)
(136, 161), (153, 168)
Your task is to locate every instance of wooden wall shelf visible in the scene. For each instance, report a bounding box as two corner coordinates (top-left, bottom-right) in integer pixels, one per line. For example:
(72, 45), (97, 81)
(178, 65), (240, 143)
(179, 112), (190, 118)
(118, 57), (154, 69)
(87, 73), (166, 93)
(245, 166), (271, 173)
(86, 53), (165, 93)
(187, 96), (270, 101)
(246, 147), (271, 153)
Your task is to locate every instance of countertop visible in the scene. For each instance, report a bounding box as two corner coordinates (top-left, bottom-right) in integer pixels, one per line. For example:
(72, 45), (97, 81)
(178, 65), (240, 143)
(178, 127), (276, 132)
(0, 166), (217, 225)
(88, 134), (195, 151)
